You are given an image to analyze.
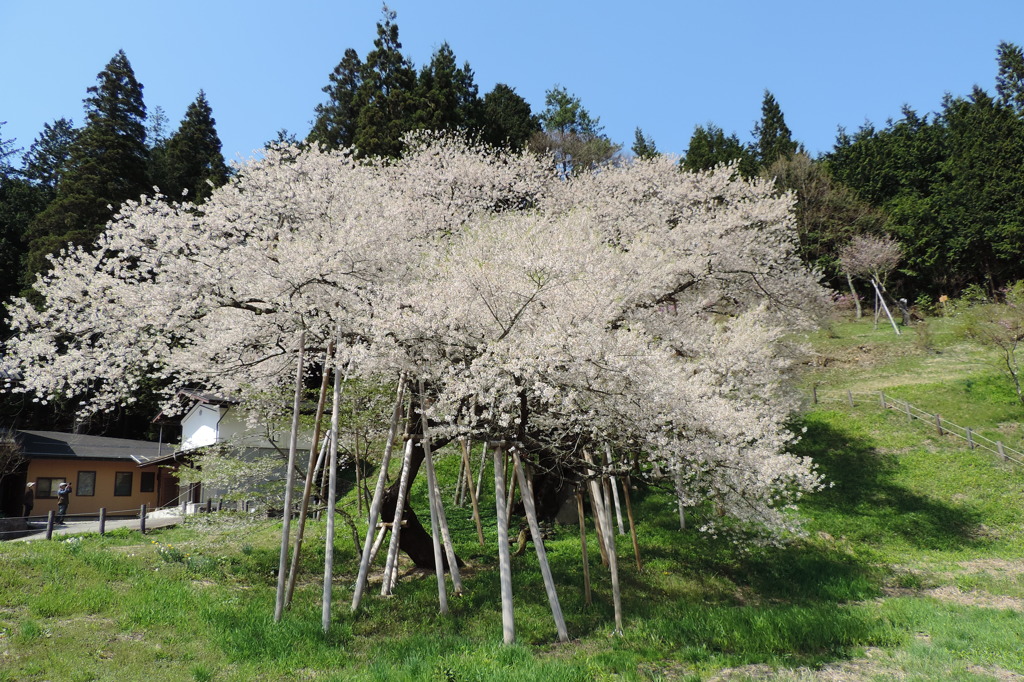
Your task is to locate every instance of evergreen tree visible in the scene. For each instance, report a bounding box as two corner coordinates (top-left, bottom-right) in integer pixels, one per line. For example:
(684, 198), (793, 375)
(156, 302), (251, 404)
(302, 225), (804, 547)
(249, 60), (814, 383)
(631, 127), (659, 159)
(21, 118), (78, 195)
(682, 123), (756, 176)
(158, 91), (229, 202)
(352, 5), (419, 158)
(753, 90), (798, 168)
(415, 43), (480, 133)
(996, 41), (1024, 115)
(23, 50), (148, 284)
(530, 85), (619, 176)
(479, 83), (538, 150)
(308, 48), (364, 151)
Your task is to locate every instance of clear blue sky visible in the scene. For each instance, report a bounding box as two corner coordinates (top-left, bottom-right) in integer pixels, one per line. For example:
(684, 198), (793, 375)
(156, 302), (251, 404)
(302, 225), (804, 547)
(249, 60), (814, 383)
(3, 1), (1023, 164)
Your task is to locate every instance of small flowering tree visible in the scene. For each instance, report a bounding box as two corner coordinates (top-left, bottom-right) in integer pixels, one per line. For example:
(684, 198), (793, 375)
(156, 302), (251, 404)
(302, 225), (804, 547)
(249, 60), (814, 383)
(3, 134), (827, 551)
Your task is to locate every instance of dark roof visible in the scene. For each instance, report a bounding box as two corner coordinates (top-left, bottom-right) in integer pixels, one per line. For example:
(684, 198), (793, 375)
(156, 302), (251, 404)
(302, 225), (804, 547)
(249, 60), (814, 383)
(14, 430), (175, 465)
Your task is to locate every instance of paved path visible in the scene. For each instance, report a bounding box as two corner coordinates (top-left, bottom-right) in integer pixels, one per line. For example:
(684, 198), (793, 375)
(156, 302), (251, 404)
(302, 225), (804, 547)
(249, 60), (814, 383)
(9, 512), (183, 542)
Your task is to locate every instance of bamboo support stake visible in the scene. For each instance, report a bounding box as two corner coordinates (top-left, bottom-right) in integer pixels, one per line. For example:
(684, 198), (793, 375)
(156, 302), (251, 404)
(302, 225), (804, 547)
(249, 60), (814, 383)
(322, 350), (343, 633)
(492, 443), (515, 644)
(461, 437), (485, 545)
(368, 524), (389, 566)
(621, 476), (642, 571)
(512, 448), (568, 642)
(351, 376), (407, 612)
(576, 491), (592, 606)
(275, 332), (304, 624)
(419, 383), (450, 613)
(381, 438), (415, 596)
(285, 341), (334, 607)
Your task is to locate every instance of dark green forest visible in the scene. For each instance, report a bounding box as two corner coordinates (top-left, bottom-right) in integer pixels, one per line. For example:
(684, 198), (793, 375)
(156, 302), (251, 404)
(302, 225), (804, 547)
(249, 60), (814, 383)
(3, 8), (1024, 435)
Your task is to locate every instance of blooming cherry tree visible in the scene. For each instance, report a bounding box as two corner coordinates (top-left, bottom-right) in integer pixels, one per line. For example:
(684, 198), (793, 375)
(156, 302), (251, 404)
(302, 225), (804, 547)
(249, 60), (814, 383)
(3, 134), (828, 543)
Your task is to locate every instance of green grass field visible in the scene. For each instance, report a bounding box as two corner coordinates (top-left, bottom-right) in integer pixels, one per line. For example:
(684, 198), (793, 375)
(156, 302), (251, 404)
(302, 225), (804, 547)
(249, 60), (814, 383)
(2, 315), (1023, 681)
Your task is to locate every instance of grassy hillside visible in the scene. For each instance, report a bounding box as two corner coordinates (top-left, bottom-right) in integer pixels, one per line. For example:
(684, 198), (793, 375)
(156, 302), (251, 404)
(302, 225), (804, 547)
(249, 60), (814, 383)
(1, 316), (1022, 681)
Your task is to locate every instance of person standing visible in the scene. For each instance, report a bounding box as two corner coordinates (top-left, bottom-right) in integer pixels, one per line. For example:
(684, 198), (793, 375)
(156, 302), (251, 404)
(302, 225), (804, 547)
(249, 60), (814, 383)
(23, 482), (35, 519)
(56, 482), (71, 524)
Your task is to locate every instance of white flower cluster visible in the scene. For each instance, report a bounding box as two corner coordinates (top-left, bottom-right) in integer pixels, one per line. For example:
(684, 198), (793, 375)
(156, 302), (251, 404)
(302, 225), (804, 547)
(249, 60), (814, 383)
(3, 133), (829, 539)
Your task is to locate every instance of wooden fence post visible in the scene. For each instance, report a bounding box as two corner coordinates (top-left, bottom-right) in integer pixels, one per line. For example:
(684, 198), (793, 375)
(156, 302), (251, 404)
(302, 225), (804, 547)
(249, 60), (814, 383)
(904, 401), (912, 422)
(936, 414), (944, 436)
(99, 508), (107, 536)
(812, 384), (818, 405)
(966, 427), (975, 449)
(998, 441), (1007, 461)
(847, 389), (854, 408)
(45, 511), (54, 540)
(140, 504), (147, 535)
(879, 391), (886, 408)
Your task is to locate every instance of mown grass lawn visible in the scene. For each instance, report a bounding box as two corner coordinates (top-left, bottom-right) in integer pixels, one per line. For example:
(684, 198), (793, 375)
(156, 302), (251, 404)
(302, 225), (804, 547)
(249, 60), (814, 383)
(2, 315), (1023, 681)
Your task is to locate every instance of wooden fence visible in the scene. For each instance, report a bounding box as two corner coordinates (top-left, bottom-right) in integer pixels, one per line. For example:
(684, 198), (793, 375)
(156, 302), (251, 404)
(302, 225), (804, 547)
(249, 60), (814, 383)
(808, 386), (1024, 467)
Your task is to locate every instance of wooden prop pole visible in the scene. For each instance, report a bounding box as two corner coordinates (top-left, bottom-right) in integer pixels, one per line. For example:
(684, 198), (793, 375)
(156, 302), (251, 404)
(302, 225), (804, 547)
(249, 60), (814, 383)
(475, 440), (488, 500)
(461, 437), (485, 545)
(381, 438), (414, 596)
(285, 341), (334, 607)
(275, 332), (305, 623)
(583, 451), (609, 565)
(322, 351), (343, 633)
(421, 406), (462, 594)
(492, 442), (515, 644)
(595, 473), (623, 634)
(605, 444), (625, 535)
(454, 441), (467, 507)
(512, 448), (568, 642)
(576, 491), (592, 606)
(351, 376), (407, 612)
(419, 382), (449, 613)
(621, 476), (642, 571)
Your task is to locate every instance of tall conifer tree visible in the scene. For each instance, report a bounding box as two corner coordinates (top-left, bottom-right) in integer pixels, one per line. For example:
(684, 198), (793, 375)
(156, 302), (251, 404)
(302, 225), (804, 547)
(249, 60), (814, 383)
(753, 90), (798, 168)
(24, 50), (148, 284)
(158, 91), (229, 202)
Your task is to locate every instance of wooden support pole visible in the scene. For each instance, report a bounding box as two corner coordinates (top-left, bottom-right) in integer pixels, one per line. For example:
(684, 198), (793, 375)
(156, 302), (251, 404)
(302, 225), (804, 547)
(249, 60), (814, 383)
(998, 441), (1007, 461)
(936, 414), (944, 436)
(461, 437), (485, 546)
(905, 400), (913, 422)
(275, 332), (305, 624)
(45, 511), (54, 540)
(493, 443), (515, 644)
(322, 348), (343, 633)
(512, 448), (568, 642)
(284, 342), (334, 608)
(591, 467), (623, 634)
(674, 471), (686, 531)
(847, 389), (854, 408)
(140, 504), (147, 535)
(475, 440), (488, 501)
(812, 383), (818, 405)
(621, 476), (642, 571)
(419, 382), (450, 612)
(352, 376), (407, 613)
(381, 438), (415, 596)
(576, 491), (592, 606)
(98, 507), (107, 536)
(454, 442), (467, 507)
(966, 427), (975, 449)
(879, 391), (886, 409)
(605, 444), (625, 535)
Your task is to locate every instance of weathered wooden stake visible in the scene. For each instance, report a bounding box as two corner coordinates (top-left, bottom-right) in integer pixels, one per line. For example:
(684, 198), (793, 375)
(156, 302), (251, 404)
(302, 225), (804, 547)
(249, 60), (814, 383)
(284, 343), (334, 608)
(275, 332), (304, 624)
(847, 389), (854, 408)
(512, 448), (568, 642)
(454, 443), (467, 507)
(45, 511), (54, 539)
(590, 464), (622, 634)
(879, 391), (886, 409)
(322, 348), (343, 633)
(352, 376), (407, 612)
(139, 504), (147, 535)
(966, 427), (975, 449)
(905, 400), (912, 422)
(419, 383), (450, 613)
(998, 441), (1007, 461)
(936, 414), (944, 436)
(461, 437), (485, 545)
(621, 476), (642, 571)
(98, 507), (107, 536)
(605, 444), (625, 535)
(576, 491), (592, 606)
(381, 438), (415, 596)
(475, 440), (488, 500)
(493, 443), (515, 644)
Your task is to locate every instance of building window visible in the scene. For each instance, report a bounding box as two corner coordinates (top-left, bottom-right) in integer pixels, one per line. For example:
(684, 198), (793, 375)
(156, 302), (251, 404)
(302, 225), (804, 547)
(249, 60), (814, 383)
(140, 471), (156, 493)
(114, 472), (133, 496)
(77, 471), (96, 496)
(36, 477), (66, 499)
